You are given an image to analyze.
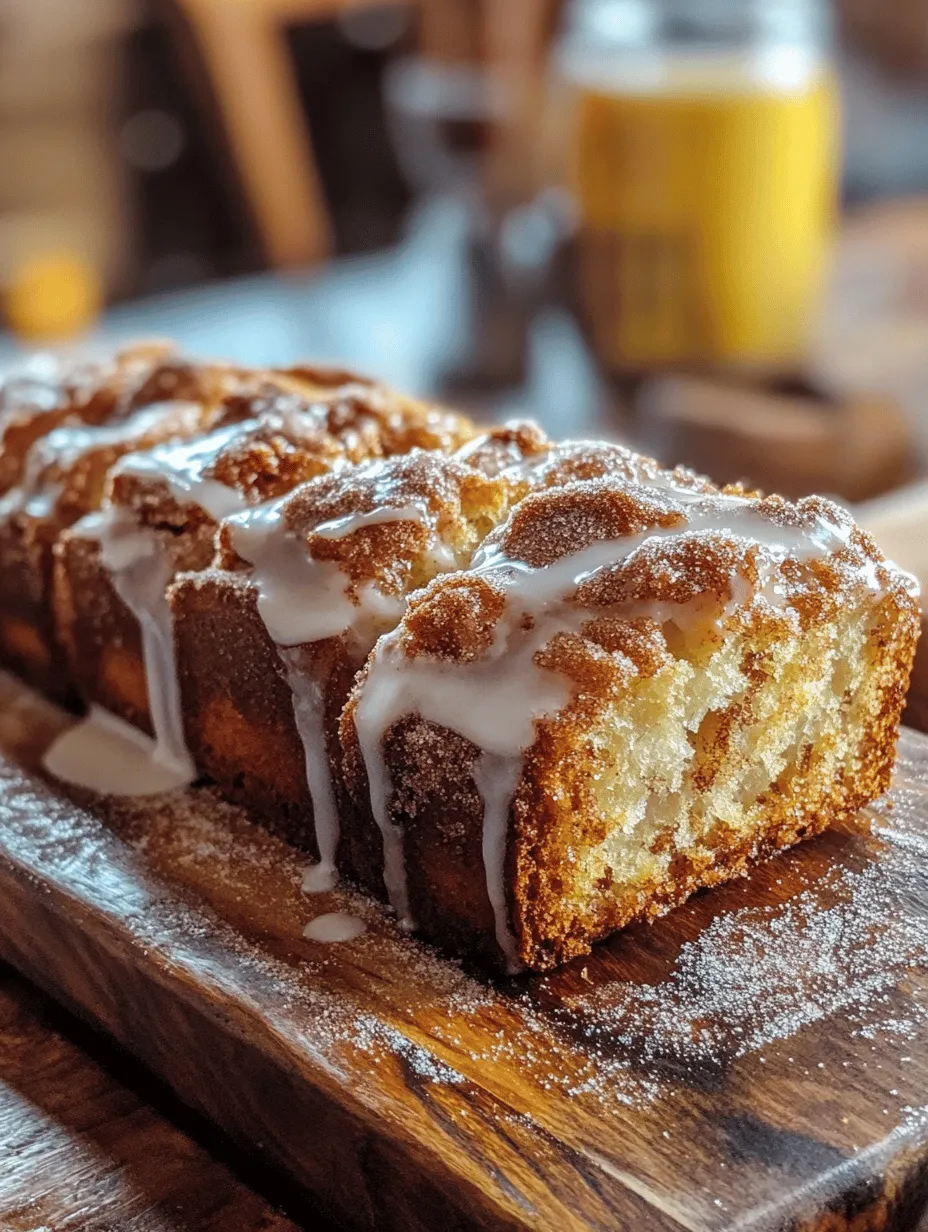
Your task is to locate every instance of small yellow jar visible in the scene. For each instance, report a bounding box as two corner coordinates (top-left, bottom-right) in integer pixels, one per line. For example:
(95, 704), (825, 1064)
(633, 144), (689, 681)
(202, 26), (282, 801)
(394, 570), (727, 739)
(557, 0), (839, 373)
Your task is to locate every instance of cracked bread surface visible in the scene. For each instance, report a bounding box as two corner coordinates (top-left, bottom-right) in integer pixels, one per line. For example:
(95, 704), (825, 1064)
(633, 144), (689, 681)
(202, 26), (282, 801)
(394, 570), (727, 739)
(340, 475), (920, 970)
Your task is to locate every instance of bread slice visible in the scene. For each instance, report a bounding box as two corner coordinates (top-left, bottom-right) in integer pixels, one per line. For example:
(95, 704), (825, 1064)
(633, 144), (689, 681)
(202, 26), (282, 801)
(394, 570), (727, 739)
(340, 473), (920, 971)
(170, 444), (528, 881)
(52, 376), (474, 762)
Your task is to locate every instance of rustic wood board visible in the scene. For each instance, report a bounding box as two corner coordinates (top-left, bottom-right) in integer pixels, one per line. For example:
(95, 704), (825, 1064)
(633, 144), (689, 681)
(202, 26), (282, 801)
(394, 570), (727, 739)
(2, 674), (928, 1231)
(0, 964), (311, 1232)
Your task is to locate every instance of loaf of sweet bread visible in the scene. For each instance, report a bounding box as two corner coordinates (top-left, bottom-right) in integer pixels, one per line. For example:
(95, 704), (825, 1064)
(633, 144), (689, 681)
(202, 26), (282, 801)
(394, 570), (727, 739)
(53, 372), (474, 761)
(340, 471), (920, 970)
(170, 428), (718, 886)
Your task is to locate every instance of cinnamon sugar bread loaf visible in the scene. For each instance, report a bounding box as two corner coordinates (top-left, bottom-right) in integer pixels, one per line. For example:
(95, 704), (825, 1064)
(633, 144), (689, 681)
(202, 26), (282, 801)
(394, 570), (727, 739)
(170, 429), (734, 892)
(53, 372), (473, 764)
(0, 343), (918, 975)
(340, 469), (919, 970)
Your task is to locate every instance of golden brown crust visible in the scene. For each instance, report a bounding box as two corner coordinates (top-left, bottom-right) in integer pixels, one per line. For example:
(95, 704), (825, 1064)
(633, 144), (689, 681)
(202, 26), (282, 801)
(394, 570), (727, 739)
(216, 450), (516, 597)
(393, 481), (912, 672)
(525, 438), (716, 494)
(107, 384), (475, 533)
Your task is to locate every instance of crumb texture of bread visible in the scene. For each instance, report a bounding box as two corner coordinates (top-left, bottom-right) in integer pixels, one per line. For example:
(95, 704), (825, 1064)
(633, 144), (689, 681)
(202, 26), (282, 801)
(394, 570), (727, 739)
(341, 477), (920, 971)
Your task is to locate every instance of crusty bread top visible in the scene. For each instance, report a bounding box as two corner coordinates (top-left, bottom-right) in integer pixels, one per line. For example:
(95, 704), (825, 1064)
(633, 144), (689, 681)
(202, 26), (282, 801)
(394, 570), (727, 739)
(453, 421), (717, 495)
(0, 341), (174, 430)
(4, 400), (219, 527)
(0, 345), (476, 533)
(525, 438), (717, 495)
(104, 381), (476, 533)
(375, 470), (920, 683)
(0, 341), (177, 495)
(453, 419), (552, 479)
(108, 400), (383, 531)
(0, 348), (283, 523)
(216, 448), (517, 597)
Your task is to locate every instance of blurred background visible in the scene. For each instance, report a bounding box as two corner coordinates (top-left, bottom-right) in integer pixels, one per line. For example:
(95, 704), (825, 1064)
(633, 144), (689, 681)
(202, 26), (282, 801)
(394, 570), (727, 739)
(3, 0), (928, 513)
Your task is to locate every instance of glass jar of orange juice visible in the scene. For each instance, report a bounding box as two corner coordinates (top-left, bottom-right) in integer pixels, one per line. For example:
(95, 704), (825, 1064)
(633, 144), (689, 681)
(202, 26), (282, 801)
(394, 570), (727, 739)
(556, 0), (838, 374)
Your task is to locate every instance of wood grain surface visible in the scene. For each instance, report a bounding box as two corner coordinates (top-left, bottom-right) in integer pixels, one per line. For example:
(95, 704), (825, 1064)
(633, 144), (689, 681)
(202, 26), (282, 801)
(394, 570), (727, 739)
(0, 962), (317, 1231)
(2, 672), (928, 1231)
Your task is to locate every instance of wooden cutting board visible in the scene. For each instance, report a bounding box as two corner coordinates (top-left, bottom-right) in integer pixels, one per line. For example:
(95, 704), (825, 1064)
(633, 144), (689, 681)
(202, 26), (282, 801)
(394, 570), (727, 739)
(2, 672), (928, 1232)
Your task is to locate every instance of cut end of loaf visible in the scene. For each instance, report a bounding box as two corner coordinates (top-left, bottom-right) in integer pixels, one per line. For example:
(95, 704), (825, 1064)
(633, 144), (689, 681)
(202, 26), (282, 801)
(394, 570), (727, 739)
(512, 590), (917, 969)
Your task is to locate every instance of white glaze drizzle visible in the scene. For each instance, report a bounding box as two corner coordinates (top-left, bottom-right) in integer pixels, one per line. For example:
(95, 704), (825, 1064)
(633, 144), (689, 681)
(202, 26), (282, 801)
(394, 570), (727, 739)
(0, 402), (205, 526)
(227, 476), (443, 891)
(279, 646), (340, 891)
(29, 402), (198, 487)
(354, 490), (859, 969)
(2, 405), (245, 785)
(302, 863), (336, 894)
(42, 705), (191, 796)
(312, 504), (428, 540)
(474, 752), (525, 964)
(85, 504), (196, 778)
(302, 912), (366, 942)
(227, 496), (357, 646)
(70, 425), (259, 781)
(110, 423), (253, 522)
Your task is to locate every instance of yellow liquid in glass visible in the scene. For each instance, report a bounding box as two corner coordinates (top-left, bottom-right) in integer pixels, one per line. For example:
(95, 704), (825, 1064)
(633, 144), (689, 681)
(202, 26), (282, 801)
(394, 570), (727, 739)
(570, 55), (839, 370)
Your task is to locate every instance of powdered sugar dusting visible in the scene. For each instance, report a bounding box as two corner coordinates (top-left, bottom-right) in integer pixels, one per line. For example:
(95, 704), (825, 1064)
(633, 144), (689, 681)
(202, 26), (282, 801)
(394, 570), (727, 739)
(557, 859), (928, 1073)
